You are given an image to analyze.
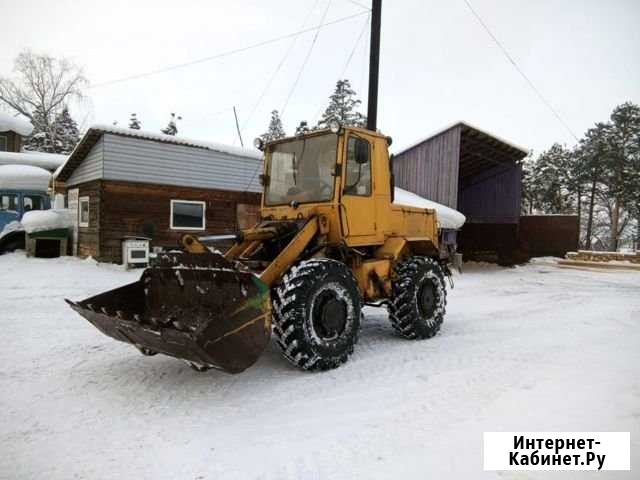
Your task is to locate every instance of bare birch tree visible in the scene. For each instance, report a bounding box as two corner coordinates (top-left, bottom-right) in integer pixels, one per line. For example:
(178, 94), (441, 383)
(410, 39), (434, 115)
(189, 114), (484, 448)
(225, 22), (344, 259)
(0, 51), (87, 152)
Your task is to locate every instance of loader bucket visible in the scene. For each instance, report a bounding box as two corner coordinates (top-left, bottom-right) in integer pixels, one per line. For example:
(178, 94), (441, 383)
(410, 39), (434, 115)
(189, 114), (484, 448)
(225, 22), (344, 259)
(66, 252), (271, 374)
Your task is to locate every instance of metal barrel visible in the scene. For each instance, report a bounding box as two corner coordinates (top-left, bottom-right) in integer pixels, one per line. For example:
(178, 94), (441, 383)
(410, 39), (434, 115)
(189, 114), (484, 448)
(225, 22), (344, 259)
(66, 252), (271, 374)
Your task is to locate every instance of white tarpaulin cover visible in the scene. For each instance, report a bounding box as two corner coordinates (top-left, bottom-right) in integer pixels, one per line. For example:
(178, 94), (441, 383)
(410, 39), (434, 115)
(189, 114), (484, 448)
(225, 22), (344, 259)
(393, 187), (466, 230)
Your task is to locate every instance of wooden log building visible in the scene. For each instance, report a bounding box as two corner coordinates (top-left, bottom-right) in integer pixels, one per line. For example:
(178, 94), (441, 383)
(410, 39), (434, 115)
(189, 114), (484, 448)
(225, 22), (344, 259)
(55, 126), (261, 263)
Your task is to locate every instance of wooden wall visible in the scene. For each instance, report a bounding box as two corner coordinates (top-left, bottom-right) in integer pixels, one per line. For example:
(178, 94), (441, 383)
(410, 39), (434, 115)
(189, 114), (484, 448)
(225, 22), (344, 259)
(92, 180), (260, 263)
(457, 163), (522, 224)
(393, 126), (461, 208)
(0, 131), (22, 152)
(76, 180), (102, 259)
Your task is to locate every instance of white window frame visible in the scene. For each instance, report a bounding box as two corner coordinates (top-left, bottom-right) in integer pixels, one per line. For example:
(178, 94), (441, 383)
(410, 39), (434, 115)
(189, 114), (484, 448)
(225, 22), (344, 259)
(170, 199), (206, 231)
(79, 196), (90, 227)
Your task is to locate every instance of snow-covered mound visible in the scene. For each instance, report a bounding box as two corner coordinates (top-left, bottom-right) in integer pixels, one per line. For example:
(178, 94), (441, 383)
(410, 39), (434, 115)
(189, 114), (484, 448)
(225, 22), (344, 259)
(21, 209), (74, 234)
(0, 151), (68, 172)
(0, 112), (33, 136)
(0, 164), (51, 191)
(394, 187), (466, 230)
(0, 221), (24, 240)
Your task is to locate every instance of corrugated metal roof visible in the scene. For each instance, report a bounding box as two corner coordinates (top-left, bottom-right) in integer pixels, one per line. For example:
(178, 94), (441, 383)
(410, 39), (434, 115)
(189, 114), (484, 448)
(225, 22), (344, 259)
(56, 125), (262, 185)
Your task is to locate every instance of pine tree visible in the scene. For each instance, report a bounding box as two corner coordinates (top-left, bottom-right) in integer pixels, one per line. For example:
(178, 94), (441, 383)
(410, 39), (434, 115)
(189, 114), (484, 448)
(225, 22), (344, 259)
(578, 123), (608, 249)
(25, 105), (53, 152)
(317, 79), (366, 129)
(520, 152), (538, 214)
(129, 113), (141, 130)
(260, 110), (286, 142)
(295, 120), (310, 136)
(533, 144), (574, 214)
(54, 106), (79, 154)
(161, 113), (181, 136)
(603, 102), (640, 250)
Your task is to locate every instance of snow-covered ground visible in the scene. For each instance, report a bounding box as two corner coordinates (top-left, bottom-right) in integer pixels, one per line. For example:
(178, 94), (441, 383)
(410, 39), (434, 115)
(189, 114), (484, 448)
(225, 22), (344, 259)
(1, 253), (638, 479)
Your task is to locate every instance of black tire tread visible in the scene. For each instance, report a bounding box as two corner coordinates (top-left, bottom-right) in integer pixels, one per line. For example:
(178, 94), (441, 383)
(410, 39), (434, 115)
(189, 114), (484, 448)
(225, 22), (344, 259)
(272, 258), (360, 371)
(388, 256), (447, 340)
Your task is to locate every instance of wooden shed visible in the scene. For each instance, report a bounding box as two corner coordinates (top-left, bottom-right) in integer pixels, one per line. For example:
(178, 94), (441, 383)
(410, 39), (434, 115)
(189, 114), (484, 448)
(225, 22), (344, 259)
(56, 126), (262, 263)
(0, 112), (33, 153)
(393, 122), (529, 262)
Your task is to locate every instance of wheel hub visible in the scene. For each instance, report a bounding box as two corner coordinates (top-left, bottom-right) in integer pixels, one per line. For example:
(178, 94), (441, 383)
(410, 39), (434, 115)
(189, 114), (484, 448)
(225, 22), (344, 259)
(312, 291), (347, 340)
(418, 281), (437, 317)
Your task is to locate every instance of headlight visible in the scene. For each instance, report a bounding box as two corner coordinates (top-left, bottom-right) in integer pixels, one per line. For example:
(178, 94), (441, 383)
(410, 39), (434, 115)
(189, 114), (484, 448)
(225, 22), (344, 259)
(328, 120), (341, 134)
(253, 137), (264, 150)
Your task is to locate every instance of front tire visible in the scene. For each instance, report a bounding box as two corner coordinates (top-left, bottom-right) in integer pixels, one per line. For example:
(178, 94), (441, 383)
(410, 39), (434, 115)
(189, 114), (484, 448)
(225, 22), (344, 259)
(388, 256), (447, 339)
(272, 259), (361, 371)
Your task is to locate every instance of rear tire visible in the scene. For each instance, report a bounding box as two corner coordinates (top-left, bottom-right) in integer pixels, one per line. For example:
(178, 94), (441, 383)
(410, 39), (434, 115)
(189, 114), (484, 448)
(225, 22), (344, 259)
(388, 256), (447, 339)
(272, 258), (361, 371)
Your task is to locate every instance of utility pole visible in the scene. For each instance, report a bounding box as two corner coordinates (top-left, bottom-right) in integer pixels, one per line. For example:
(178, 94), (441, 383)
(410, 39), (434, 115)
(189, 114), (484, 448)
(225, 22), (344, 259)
(366, 0), (382, 132)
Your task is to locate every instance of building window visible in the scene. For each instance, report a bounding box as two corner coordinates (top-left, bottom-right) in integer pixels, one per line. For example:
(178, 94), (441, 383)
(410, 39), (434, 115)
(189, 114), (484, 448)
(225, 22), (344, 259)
(79, 196), (90, 227)
(170, 200), (206, 230)
(0, 135), (7, 151)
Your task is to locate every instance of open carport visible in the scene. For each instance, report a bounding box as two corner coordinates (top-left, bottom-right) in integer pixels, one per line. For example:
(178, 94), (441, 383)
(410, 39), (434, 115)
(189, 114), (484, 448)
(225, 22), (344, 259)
(393, 121), (575, 263)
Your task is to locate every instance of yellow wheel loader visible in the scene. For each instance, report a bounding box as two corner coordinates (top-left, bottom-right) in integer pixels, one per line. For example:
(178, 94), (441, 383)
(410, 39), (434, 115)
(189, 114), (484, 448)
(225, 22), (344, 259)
(67, 124), (457, 373)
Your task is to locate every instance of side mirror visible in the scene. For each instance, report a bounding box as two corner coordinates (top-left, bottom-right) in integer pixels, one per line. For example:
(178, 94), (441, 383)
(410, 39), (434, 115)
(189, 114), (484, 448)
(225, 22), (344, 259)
(355, 140), (369, 164)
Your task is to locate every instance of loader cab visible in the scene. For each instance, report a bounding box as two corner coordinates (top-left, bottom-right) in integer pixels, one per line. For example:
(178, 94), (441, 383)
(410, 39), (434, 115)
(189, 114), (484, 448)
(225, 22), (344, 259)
(258, 125), (392, 247)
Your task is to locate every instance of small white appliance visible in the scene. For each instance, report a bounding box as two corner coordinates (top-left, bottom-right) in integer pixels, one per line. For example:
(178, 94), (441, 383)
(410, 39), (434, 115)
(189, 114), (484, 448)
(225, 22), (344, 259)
(122, 237), (150, 268)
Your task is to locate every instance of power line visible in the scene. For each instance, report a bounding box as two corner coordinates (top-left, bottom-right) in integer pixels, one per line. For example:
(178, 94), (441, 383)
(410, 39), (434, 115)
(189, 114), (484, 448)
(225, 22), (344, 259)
(340, 14), (371, 79)
(89, 10), (368, 89)
(311, 13), (370, 124)
(344, 0), (371, 11)
(243, 0), (333, 192)
(281, 0), (333, 116)
(462, 0), (579, 142)
(238, 0), (321, 141)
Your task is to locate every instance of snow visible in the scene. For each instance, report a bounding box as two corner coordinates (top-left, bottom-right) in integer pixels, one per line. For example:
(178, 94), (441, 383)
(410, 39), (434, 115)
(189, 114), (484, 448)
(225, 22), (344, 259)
(394, 187), (466, 229)
(0, 220), (24, 240)
(0, 111), (33, 136)
(21, 209), (73, 234)
(0, 164), (51, 191)
(1, 253), (637, 479)
(88, 124), (262, 160)
(0, 151), (68, 172)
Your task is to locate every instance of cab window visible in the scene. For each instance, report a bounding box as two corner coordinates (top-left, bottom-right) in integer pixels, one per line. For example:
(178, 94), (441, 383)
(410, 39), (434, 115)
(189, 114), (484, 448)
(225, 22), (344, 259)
(344, 136), (371, 196)
(23, 195), (44, 212)
(1, 194), (19, 212)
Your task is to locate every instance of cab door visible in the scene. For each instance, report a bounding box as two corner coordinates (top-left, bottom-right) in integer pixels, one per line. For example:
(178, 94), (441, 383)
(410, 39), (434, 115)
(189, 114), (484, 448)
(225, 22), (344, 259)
(340, 134), (377, 244)
(0, 192), (20, 229)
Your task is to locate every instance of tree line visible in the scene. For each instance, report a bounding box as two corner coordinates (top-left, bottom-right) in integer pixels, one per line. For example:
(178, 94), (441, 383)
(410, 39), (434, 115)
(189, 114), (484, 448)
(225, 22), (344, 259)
(260, 78), (367, 142)
(522, 102), (639, 251)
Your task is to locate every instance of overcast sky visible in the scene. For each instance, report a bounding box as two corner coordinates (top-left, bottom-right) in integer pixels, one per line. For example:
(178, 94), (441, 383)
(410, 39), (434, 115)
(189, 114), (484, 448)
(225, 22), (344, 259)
(1, 0), (639, 154)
